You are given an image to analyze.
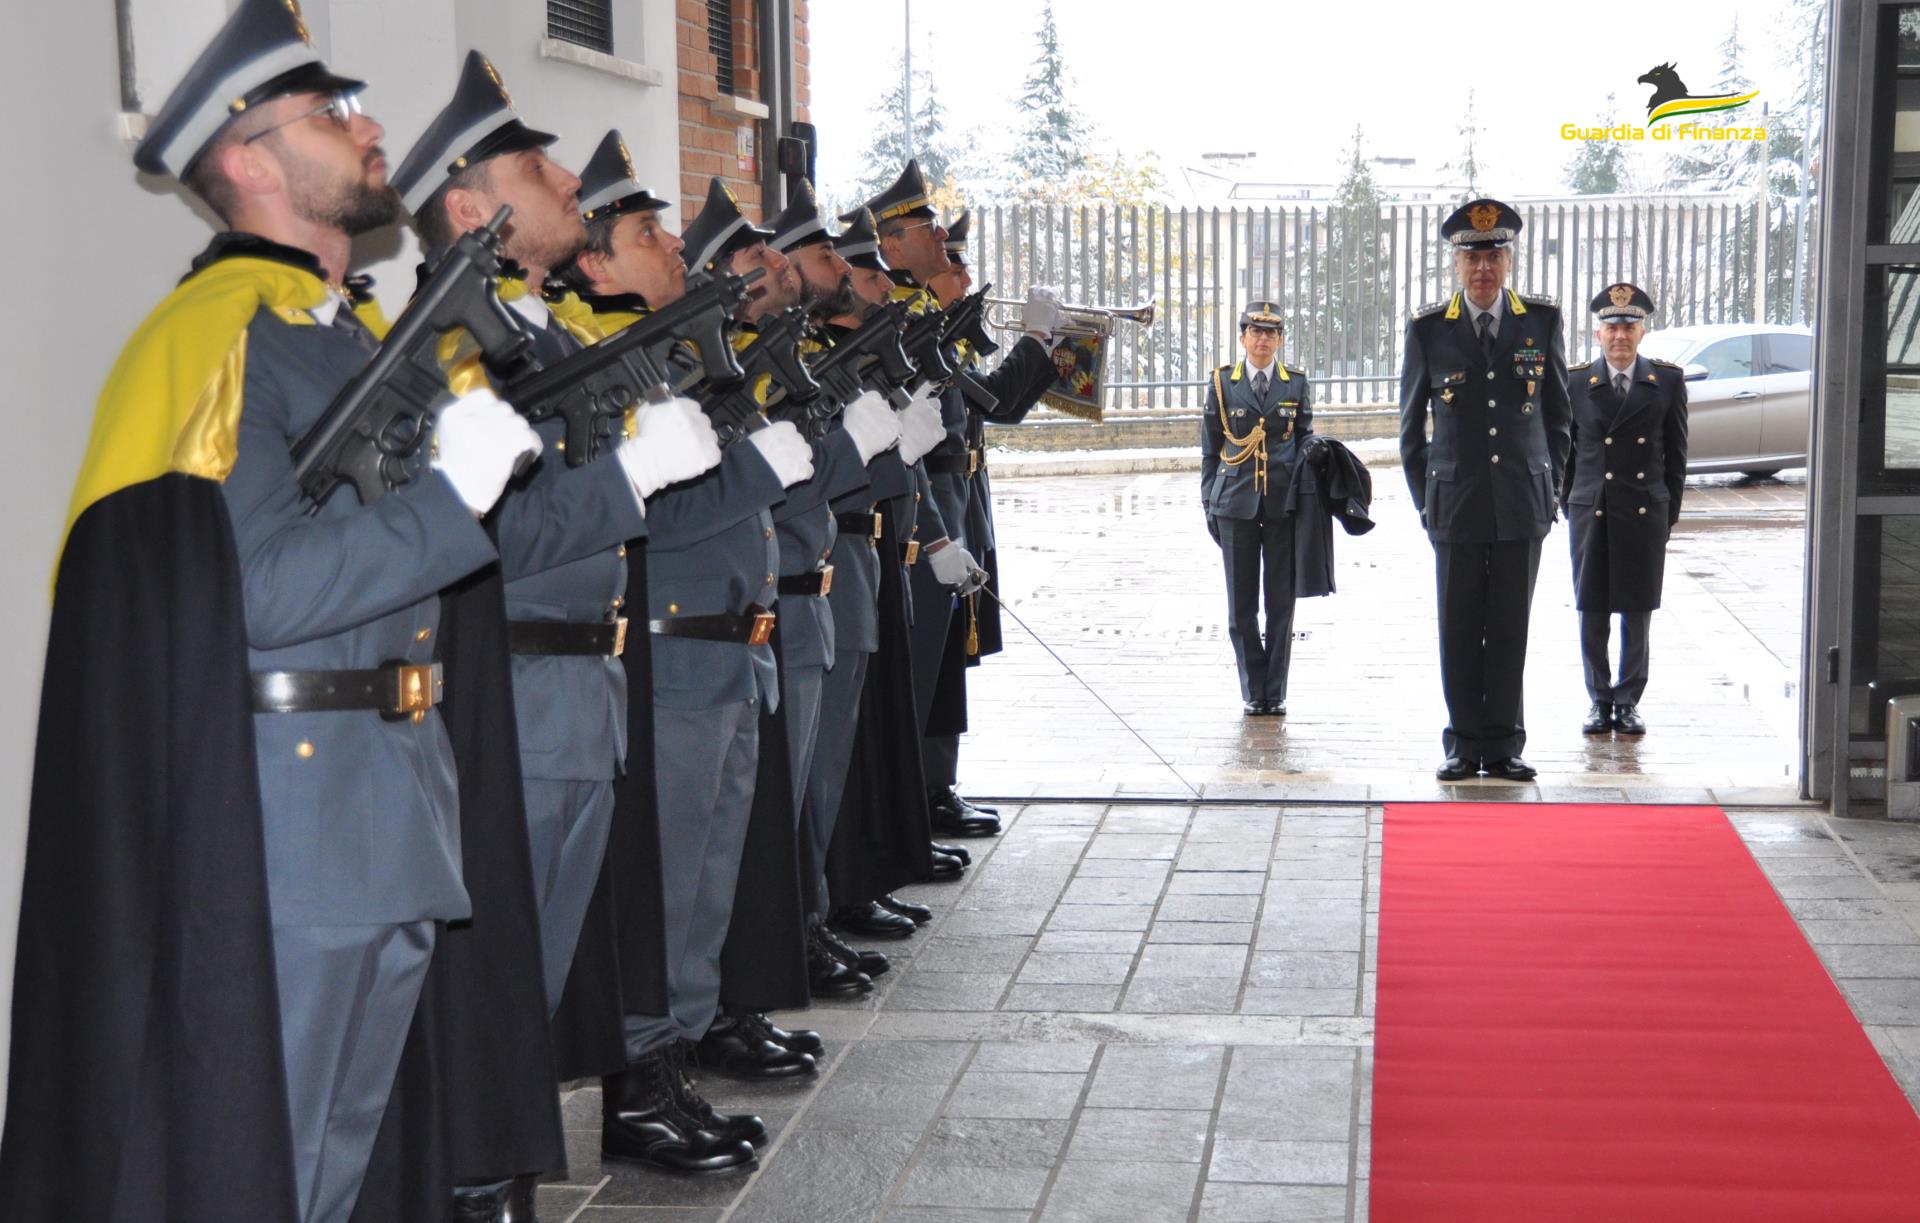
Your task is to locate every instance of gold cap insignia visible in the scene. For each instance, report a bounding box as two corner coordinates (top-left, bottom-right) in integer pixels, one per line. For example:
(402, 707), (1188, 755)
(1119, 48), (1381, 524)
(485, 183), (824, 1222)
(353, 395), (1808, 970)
(283, 0), (312, 44)
(1469, 203), (1500, 232)
(721, 182), (739, 206)
(1609, 285), (1634, 307)
(481, 55), (512, 107)
(618, 136), (637, 180)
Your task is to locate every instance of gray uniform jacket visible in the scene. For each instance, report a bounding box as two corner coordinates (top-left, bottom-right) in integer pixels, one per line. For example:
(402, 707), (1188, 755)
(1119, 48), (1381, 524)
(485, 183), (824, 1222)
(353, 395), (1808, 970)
(826, 448), (903, 656)
(774, 430), (871, 671)
(496, 319), (649, 782)
(1200, 361), (1314, 520)
(226, 305), (495, 927)
(1399, 290), (1572, 544)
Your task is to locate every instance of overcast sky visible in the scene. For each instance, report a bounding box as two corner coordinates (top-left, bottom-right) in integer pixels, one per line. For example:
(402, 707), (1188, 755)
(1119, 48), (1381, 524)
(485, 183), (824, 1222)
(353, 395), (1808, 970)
(806, 0), (1821, 203)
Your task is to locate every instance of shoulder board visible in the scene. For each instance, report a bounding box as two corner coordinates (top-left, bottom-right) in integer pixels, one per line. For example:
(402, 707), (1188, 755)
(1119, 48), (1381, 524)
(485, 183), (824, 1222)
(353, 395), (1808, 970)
(1648, 357), (1683, 370)
(1568, 360), (1593, 371)
(1214, 364), (1235, 378)
(1283, 363), (1305, 377)
(1519, 292), (1557, 308)
(1412, 299), (1448, 320)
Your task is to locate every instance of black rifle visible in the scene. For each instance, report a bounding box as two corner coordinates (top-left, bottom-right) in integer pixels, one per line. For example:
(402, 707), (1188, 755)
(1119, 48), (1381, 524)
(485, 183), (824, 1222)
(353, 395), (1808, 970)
(695, 308), (820, 445)
(291, 206), (529, 508)
(933, 287), (1000, 413)
(500, 269), (761, 466)
(767, 302), (915, 438)
(895, 288), (998, 413)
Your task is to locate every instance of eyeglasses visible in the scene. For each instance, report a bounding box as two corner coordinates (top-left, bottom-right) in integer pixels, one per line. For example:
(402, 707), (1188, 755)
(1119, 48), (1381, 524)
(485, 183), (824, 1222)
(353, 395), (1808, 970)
(886, 219), (941, 239)
(242, 91), (363, 145)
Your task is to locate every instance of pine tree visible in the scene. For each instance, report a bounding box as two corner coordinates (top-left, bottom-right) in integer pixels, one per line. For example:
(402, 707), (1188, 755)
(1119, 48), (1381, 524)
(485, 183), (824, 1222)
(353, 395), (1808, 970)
(1444, 91), (1483, 201)
(841, 54), (960, 216)
(1313, 127), (1393, 375)
(1010, 1), (1091, 188)
(1663, 18), (1759, 191)
(1565, 94), (1627, 194)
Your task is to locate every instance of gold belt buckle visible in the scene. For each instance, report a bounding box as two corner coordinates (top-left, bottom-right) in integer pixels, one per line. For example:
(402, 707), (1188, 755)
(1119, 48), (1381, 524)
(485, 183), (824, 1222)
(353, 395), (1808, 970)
(870, 511), (884, 540)
(817, 565), (834, 596)
(610, 615), (629, 658)
(393, 662), (441, 722)
(967, 448), (981, 477)
(748, 611), (777, 646)
(904, 540), (921, 566)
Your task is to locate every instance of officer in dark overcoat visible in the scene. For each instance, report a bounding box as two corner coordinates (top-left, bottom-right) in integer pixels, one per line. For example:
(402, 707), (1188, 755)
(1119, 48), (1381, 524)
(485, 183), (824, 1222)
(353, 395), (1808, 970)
(1200, 301), (1315, 715)
(1399, 198), (1572, 780)
(1563, 283), (1688, 736)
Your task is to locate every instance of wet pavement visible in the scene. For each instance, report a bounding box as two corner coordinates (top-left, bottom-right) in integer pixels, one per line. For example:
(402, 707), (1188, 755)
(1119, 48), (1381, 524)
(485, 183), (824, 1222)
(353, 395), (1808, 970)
(958, 465), (1809, 804)
(539, 800), (1920, 1222)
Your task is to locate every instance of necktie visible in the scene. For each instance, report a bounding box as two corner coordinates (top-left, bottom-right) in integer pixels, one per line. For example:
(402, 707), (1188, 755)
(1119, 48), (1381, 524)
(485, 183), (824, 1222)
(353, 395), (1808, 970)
(1477, 312), (1496, 358)
(1614, 373), (1629, 403)
(1253, 370), (1269, 400)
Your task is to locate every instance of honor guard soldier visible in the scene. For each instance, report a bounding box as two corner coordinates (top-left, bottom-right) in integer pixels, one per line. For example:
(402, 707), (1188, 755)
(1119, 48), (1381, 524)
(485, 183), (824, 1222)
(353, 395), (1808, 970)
(1201, 301), (1317, 715)
(1399, 198), (1571, 781)
(0, 6), (544, 1221)
(1564, 283), (1688, 736)
(854, 160), (1062, 843)
(396, 57), (740, 1197)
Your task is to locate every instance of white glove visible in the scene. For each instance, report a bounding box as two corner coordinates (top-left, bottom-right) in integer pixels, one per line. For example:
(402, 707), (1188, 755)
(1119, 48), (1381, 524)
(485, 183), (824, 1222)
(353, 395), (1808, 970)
(897, 390), (948, 465)
(926, 541), (988, 594)
(842, 389), (902, 463)
(1021, 285), (1066, 337)
(617, 396), (723, 501)
(748, 419), (815, 487)
(431, 387), (543, 514)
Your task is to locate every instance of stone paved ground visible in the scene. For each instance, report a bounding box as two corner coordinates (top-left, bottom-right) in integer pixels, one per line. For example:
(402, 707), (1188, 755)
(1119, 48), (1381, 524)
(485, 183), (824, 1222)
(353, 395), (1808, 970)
(531, 467), (1897, 1221)
(541, 801), (1920, 1222)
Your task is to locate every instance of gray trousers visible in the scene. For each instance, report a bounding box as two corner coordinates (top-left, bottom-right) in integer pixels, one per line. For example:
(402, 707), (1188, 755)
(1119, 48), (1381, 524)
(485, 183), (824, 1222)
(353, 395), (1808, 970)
(623, 699), (759, 1056)
(785, 662), (825, 819)
(523, 778), (616, 1013)
(1218, 512), (1297, 705)
(804, 649), (870, 917)
(1581, 610), (1652, 706)
(273, 920), (435, 1223)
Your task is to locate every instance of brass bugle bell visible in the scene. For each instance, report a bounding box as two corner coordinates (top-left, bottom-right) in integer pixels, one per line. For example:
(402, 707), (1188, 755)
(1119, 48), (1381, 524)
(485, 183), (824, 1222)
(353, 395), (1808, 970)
(983, 295), (1156, 337)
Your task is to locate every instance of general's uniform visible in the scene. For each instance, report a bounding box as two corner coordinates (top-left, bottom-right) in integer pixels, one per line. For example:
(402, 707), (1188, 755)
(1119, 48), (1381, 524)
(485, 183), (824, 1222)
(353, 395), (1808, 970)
(1201, 314), (1314, 710)
(1398, 199), (1571, 771)
(1564, 283), (1689, 718)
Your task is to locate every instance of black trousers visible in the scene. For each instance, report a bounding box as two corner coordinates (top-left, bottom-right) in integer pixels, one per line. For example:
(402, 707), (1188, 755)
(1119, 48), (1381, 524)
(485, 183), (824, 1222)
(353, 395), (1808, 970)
(1580, 610), (1652, 706)
(1433, 537), (1543, 762)
(1219, 512), (1296, 705)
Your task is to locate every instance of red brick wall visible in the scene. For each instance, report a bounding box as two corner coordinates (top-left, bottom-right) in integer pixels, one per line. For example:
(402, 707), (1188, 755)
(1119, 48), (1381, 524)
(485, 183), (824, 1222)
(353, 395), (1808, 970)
(678, 0), (811, 220)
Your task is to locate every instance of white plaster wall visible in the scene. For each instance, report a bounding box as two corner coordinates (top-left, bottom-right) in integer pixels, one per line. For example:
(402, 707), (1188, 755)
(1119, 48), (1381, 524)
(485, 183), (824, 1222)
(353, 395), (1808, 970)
(0, 0), (680, 1111)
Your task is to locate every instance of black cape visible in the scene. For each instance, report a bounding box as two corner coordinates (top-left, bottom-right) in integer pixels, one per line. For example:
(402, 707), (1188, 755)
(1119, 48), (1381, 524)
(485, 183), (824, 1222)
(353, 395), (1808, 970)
(826, 510), (935, 903)
(0, 474), (300, 1222)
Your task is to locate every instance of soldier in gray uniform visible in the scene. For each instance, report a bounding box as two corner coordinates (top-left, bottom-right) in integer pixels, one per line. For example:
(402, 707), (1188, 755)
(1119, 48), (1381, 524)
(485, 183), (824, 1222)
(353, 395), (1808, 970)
(123, 10), (543, 1221)
(1201, 301), (1317, 716)
(1564, 283), (1689, 736)
(1399, 198), (1572, 781)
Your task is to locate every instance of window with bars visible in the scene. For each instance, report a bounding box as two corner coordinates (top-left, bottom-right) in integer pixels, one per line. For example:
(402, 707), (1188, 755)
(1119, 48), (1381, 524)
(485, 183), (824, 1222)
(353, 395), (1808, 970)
(548, 0), (614, 54)
(707, 0), (736, 95)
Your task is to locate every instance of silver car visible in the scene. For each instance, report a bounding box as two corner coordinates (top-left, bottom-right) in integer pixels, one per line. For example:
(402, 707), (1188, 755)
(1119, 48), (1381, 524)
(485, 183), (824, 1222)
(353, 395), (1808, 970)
(1627, 323), (1813, 476)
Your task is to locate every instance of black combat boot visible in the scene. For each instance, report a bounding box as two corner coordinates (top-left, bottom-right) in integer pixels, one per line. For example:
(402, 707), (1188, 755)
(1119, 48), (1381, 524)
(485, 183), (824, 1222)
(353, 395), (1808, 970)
(601, 1052), (757, 1173)
(694, 1014), (817, 1080)
(665, 1040), (768, 1147)
(815, 921), (891, 977)
(808, 925), (874, 996)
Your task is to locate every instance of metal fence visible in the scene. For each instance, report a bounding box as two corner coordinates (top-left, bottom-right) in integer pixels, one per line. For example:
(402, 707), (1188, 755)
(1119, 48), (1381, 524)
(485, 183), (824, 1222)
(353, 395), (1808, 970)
(970, 197), (1819, 414)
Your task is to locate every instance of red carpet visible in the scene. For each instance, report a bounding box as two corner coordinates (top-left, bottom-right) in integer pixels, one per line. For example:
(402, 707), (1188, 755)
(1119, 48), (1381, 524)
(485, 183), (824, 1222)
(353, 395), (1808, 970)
(1372, 804), (1920, 1221)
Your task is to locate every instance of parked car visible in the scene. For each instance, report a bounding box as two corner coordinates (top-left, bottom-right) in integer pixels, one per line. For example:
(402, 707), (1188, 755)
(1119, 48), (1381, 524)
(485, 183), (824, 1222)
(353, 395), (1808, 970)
(1628, 323), (1812, 476)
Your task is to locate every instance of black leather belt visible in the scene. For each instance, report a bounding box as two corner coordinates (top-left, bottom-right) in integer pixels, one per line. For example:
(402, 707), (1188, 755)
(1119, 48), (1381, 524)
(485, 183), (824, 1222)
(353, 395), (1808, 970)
(251, 661), (442, 721)
(923, 448), (984, 477)
(778, 566), (834, 597)
(506, 618), (628, 657)
(649, 605), (776, 646)
(836, 510), (883, 540)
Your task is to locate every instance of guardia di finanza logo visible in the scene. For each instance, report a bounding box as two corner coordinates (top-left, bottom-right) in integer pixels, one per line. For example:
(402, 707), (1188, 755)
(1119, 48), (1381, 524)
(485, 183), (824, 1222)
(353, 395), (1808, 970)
(1562, 61), (1765, 144)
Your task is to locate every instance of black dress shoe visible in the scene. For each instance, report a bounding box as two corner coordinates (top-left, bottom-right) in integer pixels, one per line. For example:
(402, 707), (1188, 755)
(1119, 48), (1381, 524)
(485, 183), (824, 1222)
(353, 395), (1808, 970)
(758, 1016), (824, 1057)
(877, 893), (933, 924)
(1583, 702), (1614, 735)
(815, 921), (890, 977)
(1483, 756), (1538, 781)
(928, 787), (1001, 837)
(602, 1054), (757, 1174)
(1269, 701), (1287, 717)
(929, 842), (972, 866)
(694, 1016), (817, 1080)
(500, 1174), (539, 1223)
(923, 850), (965, 882)
(666, 1041), (768, 1146)
(1612, 705), (1647, 735)
(830, 899), (919, 939)
(1436, 756), (1478, 781)
(452, 1184), (511, 1223)
(1243, 700), (1266, 716)
(806, 928), (873, 996)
